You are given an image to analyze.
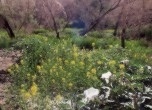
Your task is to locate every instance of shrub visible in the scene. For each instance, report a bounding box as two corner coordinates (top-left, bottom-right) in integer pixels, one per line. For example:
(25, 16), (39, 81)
(32, 28), (52, 37)
(62, 28), (80, 38)
(72, 36), (103, 49)
(87, 31), (104, 38)
(11, 35), (102, 97)
(7, 33), (152, 109)
(0, 31), (11, 48)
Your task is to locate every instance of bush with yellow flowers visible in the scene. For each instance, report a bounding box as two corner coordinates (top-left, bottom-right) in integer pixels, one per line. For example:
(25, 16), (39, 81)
(9, 32), (152, 109)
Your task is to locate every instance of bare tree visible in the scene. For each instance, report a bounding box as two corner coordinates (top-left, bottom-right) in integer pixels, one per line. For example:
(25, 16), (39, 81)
(0, 0), (36, 33)
(80, 0), (122, 36)
(35, 0), (67, 39)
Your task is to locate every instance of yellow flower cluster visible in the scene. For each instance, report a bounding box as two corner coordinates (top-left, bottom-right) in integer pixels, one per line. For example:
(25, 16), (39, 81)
(30, 82), (38, 96)
(23, 92), (31, 100)
(20, 82), (38, 100)
(73, 52), (78, 58)
(108, 60), (116, 66)
(80, 61), (85, 66)
(55, 94), (63, 101)
(119, 64), (125, 70)
(15, 64), (19, 69)
(86, 72), (91, 78)
(52, 79), (55, 83)
(92, 42), (95, 47)
(86, 68), (97, 79)
(71, 60), (75, 65)
(7, 68), (12, 74)
(68, 82), (73, 88)
(73, 45), (78, 52)
(97, 61), (102, 65)
(37, 65), (42, 71)
(91, 68), (96, 74)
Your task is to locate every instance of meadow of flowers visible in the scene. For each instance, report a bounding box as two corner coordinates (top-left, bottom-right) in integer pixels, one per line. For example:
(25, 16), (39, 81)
(4, 30), (152, 109)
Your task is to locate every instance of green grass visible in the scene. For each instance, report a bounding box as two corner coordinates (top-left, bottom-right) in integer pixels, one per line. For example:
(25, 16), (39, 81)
(0, 31), (11, 48)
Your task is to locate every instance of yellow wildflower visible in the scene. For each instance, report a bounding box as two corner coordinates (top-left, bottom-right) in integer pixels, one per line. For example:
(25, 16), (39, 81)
(23, 92), (31, 100)
(55, 94), (63, 101)
(97, 61), (102, 65)
(52, 79), (55, 83)
(109, 45), (113, 48)
(65, 60), (68, 64)
(30, 82), (38, 96)
(53, 68), (56, 72)
(68, 83), (73, 88)
(44, 37), (48, 42)
(92, 42), (95, 47)
(58, 58), (62, 62)
(62, 78), (65, 82)
(120, 72), (124, 77)
(119, 64), (125, 70)
(73, 45), (78, 52)
(15, 64), (19, 69)
(20, 89), (25, 93)
(37, 65), (41, 71)
(108, 60), (116, 66)
(80, 61), (85, 66)
(91, 68), (96, 74)
(21, 84), (25, 88)
(86, 72), (91, 78)
(139, 67), (144, 72)
(87, 53), (91, 58)
(7, 69), (12, 73)
(71, 60), (75, 65)
(20, 60), (24, 65)
(27, 73), (30, 77)
(73, 52), (78, 58)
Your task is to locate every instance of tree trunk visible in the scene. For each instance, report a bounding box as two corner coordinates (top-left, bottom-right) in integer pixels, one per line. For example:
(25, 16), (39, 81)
(113, 20), (119, 36)
(43, 0), (60, 39)
(121, 28), (126, 48)
(56, 31), (60, 39)
(0, 14), (15, 38)
(113, 9), (123, 36)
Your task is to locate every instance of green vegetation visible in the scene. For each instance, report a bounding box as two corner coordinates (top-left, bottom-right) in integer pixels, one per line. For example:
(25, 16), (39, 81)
(1, 29), (151, 109)
(0, 31), (11, 48)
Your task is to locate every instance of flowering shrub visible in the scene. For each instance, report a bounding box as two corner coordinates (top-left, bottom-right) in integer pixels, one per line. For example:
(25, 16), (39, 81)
(8, 33), (152, 109)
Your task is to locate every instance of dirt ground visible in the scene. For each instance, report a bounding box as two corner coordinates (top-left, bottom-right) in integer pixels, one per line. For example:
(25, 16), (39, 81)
(0, 49), (21, 108)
